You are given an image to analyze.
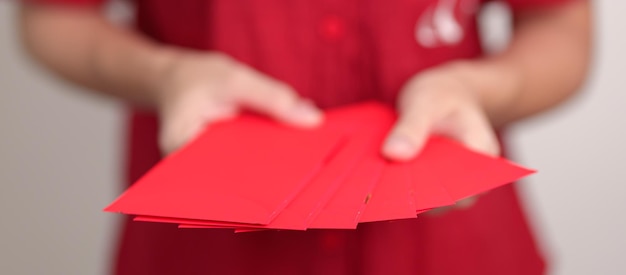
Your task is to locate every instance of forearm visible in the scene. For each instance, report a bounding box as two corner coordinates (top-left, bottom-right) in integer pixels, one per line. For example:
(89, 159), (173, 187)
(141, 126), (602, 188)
(451, 0), (592, 127)
(19, 4), (176, 107)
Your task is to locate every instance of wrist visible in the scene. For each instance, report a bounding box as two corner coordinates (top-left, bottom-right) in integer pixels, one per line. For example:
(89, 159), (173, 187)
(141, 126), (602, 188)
(145, 45), (184, 107)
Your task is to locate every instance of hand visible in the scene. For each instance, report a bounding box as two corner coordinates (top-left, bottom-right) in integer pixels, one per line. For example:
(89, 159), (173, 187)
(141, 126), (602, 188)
(382, 64), (502, 213)
(426, 197), (479, 216)
(155, 51), (323, 154)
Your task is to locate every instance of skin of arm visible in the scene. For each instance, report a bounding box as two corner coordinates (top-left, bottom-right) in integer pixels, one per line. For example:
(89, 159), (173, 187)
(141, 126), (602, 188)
(19, 4), (175, 107)
(383, 0), (592, 160)
(383, 0), (591, 212)
(19, 3), (323, 153)
(20, 1), (592, 213)
(20, 1), (592, 157)
(456, 0), (593, 128)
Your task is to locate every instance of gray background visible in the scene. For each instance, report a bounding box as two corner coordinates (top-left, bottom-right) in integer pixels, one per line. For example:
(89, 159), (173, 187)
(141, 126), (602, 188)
(1, 1), (624, 274)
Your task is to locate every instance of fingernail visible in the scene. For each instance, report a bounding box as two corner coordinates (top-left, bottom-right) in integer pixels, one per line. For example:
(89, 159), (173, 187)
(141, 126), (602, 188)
(383, 136), (415, 160)
(291, 101), (322, 126)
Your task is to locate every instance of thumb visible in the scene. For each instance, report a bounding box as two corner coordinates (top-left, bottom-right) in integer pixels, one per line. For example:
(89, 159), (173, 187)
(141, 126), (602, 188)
(383, 105), (432, 161)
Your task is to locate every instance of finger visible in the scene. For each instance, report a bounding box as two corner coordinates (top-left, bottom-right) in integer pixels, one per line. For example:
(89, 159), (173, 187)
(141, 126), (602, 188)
(382, 95), (433, 161)
(425, 206), (454, 216)
(159, 99), (237, 155)
(231, 69), (323, 127)
(456, 196), (478, 209)
(159, 114), (208, 155)
(440, 106), (500, 156)
(425, 196), (478, 217)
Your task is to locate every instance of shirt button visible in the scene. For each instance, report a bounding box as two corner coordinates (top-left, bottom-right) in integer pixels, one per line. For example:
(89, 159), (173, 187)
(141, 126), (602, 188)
(319, 15), (345, 40)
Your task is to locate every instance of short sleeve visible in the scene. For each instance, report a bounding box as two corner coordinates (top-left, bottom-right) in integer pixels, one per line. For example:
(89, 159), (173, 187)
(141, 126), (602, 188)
(494, 0), (576, 11)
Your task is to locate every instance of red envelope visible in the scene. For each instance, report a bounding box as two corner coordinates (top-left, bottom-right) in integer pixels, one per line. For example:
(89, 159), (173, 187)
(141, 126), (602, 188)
(133, 216), (245, 228)
(308, 157), (384, 229)
(178, 225), (230, 229)
(235, 103), (393, 230)
(132, 147), (377, 230)
(176, 225), (262, 234)
(105, 102), (535, 231)
(411, 137), (535, 202)
(105, 115), (347, 225)
(359, 162), (417, 223)
(178, 125), (370, 230)
(124, 103), (395, 230)
(409, 138), (457, 211)
(302, 104), (395, 229)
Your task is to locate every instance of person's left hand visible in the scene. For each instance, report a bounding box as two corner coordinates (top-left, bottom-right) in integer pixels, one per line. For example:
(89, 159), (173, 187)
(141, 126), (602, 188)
(382, 63), (501, 214)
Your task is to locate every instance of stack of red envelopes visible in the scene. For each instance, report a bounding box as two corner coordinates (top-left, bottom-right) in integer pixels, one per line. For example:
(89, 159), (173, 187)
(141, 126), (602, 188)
(104, 102), (534, 232)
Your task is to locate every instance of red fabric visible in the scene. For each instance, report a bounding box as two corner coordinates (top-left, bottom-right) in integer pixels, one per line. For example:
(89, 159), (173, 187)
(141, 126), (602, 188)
(30, 0), (574, 274)
(25, 0), (104, 6)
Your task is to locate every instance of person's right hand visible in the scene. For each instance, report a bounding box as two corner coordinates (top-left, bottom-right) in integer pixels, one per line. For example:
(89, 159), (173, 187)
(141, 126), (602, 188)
(154, 51), (323, 154)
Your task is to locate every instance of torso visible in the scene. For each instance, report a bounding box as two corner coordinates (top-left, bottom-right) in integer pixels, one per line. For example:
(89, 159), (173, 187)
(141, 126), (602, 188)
(115, 1), (547, 274)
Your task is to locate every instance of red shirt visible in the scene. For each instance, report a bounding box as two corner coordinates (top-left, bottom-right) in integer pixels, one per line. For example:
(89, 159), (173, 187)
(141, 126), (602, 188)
(38, 0), (570, 274)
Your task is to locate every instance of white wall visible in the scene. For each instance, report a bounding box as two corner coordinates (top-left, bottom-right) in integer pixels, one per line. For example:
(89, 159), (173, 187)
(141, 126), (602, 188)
(509, 1), (626, 274)
(0, 1), (624, 274)
(0, 3), (121, 275)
